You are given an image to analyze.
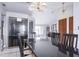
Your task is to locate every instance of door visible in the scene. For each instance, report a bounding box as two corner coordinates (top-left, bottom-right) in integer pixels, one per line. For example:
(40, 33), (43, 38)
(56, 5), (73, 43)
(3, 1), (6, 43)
(69, 16), (73, 34)
(59, 18), (67, 44)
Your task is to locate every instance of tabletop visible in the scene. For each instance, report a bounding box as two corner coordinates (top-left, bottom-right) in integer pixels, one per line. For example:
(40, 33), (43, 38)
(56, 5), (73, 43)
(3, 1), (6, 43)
(27, 39), (79, 57)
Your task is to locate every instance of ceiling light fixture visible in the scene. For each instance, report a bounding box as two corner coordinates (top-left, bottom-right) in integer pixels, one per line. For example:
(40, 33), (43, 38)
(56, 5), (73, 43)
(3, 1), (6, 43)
(29, 2), (47, 12)
(62, 2), (65, 15)
(61, 2), (66, 19)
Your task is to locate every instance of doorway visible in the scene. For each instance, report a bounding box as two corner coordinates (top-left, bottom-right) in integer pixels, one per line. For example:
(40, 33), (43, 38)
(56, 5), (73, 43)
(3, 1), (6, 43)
(8, 17), (28, 47)
(35, 25), (47, 40)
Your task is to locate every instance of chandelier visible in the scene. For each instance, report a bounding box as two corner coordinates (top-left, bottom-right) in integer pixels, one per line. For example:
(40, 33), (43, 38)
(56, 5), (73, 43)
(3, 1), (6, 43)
(29, 2), (47, 12)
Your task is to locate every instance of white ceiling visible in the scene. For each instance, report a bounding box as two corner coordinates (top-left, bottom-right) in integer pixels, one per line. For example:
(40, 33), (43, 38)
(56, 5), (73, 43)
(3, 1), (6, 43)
(46, 2), (73, 12)
(0, 2), (73, 15)
(1, 2), (32, 15)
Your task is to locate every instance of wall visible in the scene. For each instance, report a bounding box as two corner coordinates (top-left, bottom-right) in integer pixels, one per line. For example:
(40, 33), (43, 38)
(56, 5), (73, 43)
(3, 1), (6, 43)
(73, 3), (79, 49)
(0, 4), (1, 40)
(4, 11), (32, 48)
(0, 3), (6, 51)
(0, 11), (34, 56)
(56, 4), (73, 33)
(0, 4), (2, 50)
(55, 3), (79, 49)
(1, 3), (73, 48)
(32, 8), (57, 26)
(32, 3), (73, 33)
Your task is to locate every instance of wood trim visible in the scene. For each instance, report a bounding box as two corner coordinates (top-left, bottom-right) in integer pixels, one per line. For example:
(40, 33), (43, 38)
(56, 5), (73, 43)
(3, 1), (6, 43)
(69, 16), (73, 34)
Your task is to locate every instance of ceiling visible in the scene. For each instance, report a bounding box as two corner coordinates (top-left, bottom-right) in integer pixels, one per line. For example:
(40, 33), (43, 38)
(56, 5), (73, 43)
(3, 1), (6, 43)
(46, 2), (73, 12)
(1, 2), (32, 15)
(0, 2), (73, 15)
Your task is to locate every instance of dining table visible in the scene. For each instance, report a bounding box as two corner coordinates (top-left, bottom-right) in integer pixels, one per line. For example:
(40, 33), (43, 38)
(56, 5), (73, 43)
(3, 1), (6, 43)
(27, 39), (79, 57)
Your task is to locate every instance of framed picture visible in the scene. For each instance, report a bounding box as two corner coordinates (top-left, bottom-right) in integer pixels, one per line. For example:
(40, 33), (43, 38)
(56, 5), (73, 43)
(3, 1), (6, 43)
(51, 24), (57, 32)
(46, 26), (50, 32)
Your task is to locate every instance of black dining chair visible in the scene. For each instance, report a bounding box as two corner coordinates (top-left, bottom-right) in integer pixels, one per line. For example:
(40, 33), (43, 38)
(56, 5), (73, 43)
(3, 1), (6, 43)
(51, 32), (60, 46)
(17, 35), (35, 57)
(58, 33), (78, 56)
(18, 36), (36, 57)
(18, 36), (28, 57)
(58, 33), (69, 54)
(68, 34), (78, 56)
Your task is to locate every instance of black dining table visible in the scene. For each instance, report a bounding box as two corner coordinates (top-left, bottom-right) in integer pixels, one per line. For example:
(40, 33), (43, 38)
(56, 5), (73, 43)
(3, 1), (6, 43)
(27, 39), (79, 57)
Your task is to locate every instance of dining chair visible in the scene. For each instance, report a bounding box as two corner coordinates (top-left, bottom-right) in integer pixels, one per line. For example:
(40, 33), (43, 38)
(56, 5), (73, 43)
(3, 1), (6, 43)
(58, 33), (69, 54)
(17, 35), (35, 57)
(58, 33), (78, 56)
(68, 34), (78, 56)
(51, 32), (60, 46)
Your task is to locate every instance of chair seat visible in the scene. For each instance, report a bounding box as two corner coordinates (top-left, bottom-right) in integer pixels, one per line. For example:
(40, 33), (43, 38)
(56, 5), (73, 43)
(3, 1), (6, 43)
(24, 50), (32, 54)
(24, 46), (30, 50)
